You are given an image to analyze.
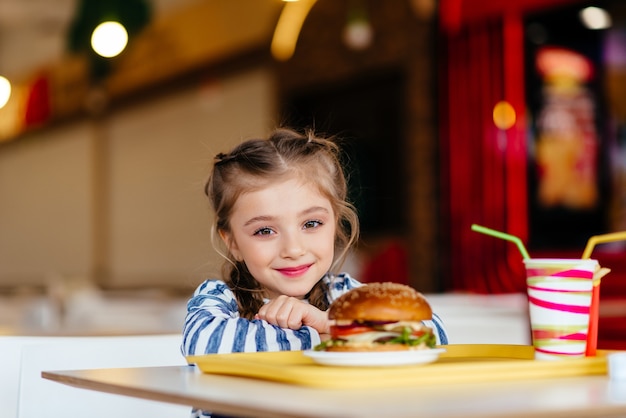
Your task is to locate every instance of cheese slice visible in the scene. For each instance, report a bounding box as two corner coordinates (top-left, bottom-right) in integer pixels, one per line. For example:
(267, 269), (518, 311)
(380, 321), (429, 333)
(342, 331), (399, 344)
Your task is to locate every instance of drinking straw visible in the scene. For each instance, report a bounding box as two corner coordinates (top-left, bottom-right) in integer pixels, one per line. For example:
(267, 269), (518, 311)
(582, 231), (626, 259)
(471, 224), (530, 260)
(594, 267), (611, 281)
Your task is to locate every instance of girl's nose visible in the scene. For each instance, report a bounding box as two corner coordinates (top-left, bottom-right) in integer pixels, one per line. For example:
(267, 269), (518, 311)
(280, 231), (305, 258)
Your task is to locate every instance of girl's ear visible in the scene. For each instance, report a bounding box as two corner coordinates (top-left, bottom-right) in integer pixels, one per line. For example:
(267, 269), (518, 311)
(219, 229), (242, 262)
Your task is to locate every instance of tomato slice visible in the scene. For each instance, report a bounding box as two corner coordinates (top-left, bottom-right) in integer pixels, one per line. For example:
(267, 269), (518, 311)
(411, 329), (426, 337)
(330, 324), (376, 339)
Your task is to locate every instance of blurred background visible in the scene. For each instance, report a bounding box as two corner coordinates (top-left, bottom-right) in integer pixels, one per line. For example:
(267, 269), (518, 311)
(0, 0), (624, 346)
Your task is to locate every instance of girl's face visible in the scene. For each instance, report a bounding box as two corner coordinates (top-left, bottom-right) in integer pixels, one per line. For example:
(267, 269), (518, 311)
(221, 178), (336, 300)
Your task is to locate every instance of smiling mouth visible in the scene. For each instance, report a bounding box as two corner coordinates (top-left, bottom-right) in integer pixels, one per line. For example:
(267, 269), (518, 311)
(277, 264), (312, 277)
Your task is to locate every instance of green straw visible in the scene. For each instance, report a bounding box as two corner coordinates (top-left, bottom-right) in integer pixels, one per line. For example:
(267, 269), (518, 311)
(471, 224), (530, 260)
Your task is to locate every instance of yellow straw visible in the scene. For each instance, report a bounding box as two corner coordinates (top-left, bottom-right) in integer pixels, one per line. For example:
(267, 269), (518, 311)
(471, 224), (530, 260)
(582, 231), (626, 259)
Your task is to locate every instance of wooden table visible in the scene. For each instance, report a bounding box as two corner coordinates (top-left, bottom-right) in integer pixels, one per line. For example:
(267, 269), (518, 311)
(43, 362), (626, 418)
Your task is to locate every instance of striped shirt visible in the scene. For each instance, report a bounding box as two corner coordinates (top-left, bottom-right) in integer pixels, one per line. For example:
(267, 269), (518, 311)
(181, 273), (448, 355)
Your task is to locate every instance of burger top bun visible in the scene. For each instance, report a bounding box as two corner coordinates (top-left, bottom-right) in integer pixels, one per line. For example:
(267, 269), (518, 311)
(328, 282), (432, 322)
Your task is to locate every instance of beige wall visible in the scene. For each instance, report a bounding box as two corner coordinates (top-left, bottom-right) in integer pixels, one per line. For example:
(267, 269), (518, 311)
(0, 66), (276, 290)
(0, 121), (94, 286)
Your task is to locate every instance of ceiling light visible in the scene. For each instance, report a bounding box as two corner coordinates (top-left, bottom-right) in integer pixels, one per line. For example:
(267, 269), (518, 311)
(343, 0), (373, 51)
(343, 20), (373, 50)
(0, 76), (10, 109)
(91, 21), (129, 58)
(579, 6), (612, 30)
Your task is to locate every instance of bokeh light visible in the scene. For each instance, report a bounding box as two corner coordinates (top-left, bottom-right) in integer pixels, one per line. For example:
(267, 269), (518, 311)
(91, 21), (129, 58)
(0, 76), (11, 109)
(493, 101), (516, 130)
(271, 0), (317, 61)
(579, 7), (612, 30)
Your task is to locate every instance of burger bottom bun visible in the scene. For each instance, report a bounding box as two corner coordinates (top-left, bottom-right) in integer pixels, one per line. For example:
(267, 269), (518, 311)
(324, 344), (425, 352)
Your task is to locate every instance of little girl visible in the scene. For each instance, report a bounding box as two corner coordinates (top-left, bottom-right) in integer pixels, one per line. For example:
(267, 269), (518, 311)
(182, 128), (448, 356)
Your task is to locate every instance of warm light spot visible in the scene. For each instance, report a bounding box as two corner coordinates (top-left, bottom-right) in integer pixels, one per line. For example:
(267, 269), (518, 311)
(91, 21), (128, 58)
(536, 47), (593, 83)
(493, 101), (516, 130)
(580, 7), (612, 30)
(0, 76), (10, 109)
(271, 0), (318, 61)
(409, 0), (436, 19)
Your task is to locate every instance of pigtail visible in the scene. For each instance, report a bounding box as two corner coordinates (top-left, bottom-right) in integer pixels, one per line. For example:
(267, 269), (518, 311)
(306, 280), (330, 312)
(225, 262), (265, 320)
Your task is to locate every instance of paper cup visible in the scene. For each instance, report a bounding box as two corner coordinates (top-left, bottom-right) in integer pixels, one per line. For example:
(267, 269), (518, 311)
(609, 353), (626, 381)
(524, 258), (598, 360)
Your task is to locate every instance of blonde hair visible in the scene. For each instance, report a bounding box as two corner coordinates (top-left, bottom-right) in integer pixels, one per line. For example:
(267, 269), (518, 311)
(205, 128), (359, 318)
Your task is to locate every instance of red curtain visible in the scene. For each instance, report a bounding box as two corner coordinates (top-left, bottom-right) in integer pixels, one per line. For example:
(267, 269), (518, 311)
(439, 12), (528, 293)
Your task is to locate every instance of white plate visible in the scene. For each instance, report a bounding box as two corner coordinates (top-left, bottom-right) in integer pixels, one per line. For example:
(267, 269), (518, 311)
(303, 348), (446, 367)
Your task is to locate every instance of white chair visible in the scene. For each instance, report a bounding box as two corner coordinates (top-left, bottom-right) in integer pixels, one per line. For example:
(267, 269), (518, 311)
(15, 334), (191, 418)
(0, 336), (71, 418)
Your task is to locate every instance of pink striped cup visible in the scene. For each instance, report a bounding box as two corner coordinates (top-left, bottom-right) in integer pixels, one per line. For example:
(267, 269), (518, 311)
(524, 258), (599, 360)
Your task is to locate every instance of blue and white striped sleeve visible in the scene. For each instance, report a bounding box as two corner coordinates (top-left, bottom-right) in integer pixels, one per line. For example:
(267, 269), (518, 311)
(423, 312), (449, 345)
(182, 280), (321, 355)
(325, 272), (363, 303)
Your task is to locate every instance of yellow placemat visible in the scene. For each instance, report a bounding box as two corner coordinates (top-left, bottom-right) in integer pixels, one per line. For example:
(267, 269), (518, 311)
(186, 344), (610, 389)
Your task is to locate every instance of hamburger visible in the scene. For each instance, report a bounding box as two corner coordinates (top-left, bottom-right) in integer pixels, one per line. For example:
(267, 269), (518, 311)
(316, 282), (437, 352)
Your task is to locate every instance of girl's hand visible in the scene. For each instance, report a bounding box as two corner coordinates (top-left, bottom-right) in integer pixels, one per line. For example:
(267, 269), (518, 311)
(256, 295), (330, 334)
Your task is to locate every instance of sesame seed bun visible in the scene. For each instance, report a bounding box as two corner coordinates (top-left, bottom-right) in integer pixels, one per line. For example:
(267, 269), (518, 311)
(328, 282), (432, 322)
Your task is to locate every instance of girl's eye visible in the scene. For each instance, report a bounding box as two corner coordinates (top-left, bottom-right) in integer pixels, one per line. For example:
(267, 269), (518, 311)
(303, 220), (323, 229)
(253, 227), (275, 236)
